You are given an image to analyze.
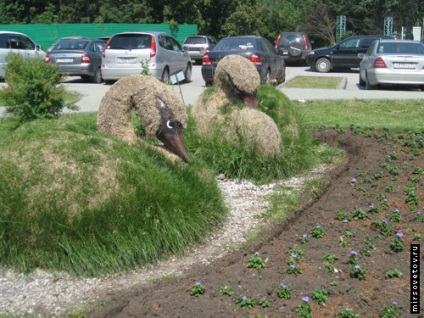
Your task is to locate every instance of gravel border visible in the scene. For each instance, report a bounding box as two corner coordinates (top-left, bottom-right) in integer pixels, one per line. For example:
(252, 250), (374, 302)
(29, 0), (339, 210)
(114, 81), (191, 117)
(0, 166), (329, 317)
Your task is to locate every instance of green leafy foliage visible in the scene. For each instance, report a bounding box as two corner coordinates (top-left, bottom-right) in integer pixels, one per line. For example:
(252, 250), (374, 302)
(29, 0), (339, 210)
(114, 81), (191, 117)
(2, 53), (78, 121)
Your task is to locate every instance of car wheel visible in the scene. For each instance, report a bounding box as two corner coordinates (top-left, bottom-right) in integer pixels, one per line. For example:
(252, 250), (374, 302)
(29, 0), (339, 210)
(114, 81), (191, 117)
(161, 67), (170, 83)
(262, 69), (270, 84)
(90, 68), (103, 84)
(365, 73), (376, 90)
(359, 72), (365, 86)
(315, 58), (331, 73)
(184, 63), (192, 83)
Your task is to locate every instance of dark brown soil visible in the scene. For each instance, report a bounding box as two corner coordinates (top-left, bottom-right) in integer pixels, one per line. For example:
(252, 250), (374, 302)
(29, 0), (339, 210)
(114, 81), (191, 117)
(89, 128), (423, 318)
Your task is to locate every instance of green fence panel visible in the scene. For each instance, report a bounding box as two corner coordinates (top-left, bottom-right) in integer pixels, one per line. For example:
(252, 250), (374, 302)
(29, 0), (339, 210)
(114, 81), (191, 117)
(0, 23), (197, 51)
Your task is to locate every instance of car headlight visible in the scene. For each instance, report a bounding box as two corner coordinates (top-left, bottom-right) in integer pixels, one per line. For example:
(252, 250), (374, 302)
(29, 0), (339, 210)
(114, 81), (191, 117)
(308, 51), (315, 56)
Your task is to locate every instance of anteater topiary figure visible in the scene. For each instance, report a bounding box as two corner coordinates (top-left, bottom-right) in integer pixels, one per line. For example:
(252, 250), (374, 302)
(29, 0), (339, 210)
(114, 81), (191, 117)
(97, 75), (190, 162)
(192, 55), (281, 158)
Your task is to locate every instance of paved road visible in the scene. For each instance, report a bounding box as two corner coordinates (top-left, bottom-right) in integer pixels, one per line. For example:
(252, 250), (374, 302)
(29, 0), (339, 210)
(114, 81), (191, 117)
(1, 64), (423, 116)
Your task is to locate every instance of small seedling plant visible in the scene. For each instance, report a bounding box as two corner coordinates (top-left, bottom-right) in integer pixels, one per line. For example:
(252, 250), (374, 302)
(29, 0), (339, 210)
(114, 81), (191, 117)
(236, 295), (256, 309)
(390, 232), (404, 252)
(247, 252), (267, 269)
(295, 297), (312, 318)
(385, 269), (402, 279)
(277, 284), (292, 299)
(310, 225), (325, 238)
(339, 308), (359, 318)
(219, 284), (234, 296)
(190, 282), (206, 297)
(350, 265), (367, 280)
(311, 288), (328, 305)
(379, 302), (400, 318)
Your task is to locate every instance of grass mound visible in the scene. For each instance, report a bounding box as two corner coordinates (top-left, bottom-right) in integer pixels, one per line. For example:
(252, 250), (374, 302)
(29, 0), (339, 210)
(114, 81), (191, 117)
(0, 114), (227, 276)
(185, 85), (321, 183)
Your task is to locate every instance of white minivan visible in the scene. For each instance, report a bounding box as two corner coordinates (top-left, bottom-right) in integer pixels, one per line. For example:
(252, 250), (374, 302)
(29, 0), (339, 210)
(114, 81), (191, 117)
(101, 31), (192, 84)
(0, 31), (46, 79)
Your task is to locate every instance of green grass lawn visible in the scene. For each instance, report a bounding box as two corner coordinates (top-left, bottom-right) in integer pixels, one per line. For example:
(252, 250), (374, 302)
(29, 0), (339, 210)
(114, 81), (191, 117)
(283, 76), (343, 89)
(295, 99), (424, 131)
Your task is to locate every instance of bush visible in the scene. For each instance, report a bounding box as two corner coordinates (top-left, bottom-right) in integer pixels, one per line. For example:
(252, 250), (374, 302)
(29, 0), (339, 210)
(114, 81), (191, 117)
(2, 53), (78, 121)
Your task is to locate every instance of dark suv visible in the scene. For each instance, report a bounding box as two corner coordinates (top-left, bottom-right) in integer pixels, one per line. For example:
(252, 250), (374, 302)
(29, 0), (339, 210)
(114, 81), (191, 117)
(306, 35), (398, 73)
(274, 32), (312, 64)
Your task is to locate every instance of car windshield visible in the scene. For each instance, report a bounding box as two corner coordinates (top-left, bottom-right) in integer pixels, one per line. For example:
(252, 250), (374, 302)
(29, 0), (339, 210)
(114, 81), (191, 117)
(184, 37), (207, 44)
(377, 42), (424, 55)
(108, 34), (152, 50)
(215, 38), (257, 51)
(53, 40), (89, 50)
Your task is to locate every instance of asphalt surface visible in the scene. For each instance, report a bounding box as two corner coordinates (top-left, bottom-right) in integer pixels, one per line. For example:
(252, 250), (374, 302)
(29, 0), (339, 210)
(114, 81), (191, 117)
(1, 64), (423, 117)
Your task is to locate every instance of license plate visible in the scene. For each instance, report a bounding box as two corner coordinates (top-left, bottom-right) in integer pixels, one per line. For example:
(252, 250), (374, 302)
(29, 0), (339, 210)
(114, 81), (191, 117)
(116, 58), (137, 64)
(393, 63), (416, 69)
(56, 58), (73, 63)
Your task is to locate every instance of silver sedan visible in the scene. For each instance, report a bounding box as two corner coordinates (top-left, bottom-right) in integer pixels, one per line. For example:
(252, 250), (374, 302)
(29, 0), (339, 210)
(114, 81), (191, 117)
(359, 39), (424, 90)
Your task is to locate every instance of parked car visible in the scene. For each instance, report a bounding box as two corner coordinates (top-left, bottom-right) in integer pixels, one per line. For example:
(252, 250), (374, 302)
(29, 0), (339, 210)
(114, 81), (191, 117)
(201, 35), (286, 86)
(101, 31), (192, 84)
(306, 35), (398, 73)
(45, 37), (105, 83)
(182, 35), (217, 64)
(0, 31), (46, 80)
(358, 39), (424, 90)
(274, 31), (312, 64)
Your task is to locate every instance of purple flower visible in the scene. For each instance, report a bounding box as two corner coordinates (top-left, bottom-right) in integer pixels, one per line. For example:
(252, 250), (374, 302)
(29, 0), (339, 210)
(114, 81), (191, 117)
(291, 253), (298, 258)
(350, 250), (358, 256)
(342, 219), (349, 223)
(393, 301), (398, 306)
(289, 264), (296, 269)
(396, 232), (404, 238)
(417, 211), (423, 215)
(354, 265), (361, 269)
(350, 178), (357, 183)
(254, 251), (259, 256)
(195, 281), (202, 286)
(302, 234), (308, 238)
(394, 209), (400, 213)
(242, 295), (247, 301)
(302, 296), (310, 302)
(369, 203), (375, 208)
(345, 308), (351, 311)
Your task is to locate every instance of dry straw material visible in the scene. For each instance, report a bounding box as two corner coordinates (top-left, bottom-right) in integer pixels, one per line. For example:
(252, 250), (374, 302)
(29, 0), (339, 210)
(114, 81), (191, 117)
(192, 55), (281, 158)
(97, 75), (187, 144)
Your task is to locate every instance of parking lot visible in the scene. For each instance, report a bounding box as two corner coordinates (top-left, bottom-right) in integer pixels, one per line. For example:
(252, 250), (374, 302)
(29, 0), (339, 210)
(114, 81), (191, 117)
(1, 64), (424, 117)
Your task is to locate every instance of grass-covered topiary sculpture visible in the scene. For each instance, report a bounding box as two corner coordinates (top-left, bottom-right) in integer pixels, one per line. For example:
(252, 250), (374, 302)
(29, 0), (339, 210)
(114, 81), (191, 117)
(0, 114), (227, 276)
(187, 55), (318, 183)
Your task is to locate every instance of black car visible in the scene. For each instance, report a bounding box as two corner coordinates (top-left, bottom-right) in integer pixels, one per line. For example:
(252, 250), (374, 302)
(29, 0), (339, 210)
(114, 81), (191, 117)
(201, 35), (286, 86)
(45, 37), (105, 83)
(274, 31), (312, 64)
(306, 35), (398, 73)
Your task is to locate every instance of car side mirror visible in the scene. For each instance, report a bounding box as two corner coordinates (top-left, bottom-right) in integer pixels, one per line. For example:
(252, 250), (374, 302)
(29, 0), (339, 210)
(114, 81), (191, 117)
(357, 53), (365, 59)
(35, 44), (41, 51)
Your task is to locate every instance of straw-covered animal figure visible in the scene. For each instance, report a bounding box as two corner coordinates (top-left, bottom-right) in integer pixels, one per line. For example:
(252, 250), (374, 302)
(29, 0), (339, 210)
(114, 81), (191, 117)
(192, 55), (281, 158)
(97, 75), (190, 162)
